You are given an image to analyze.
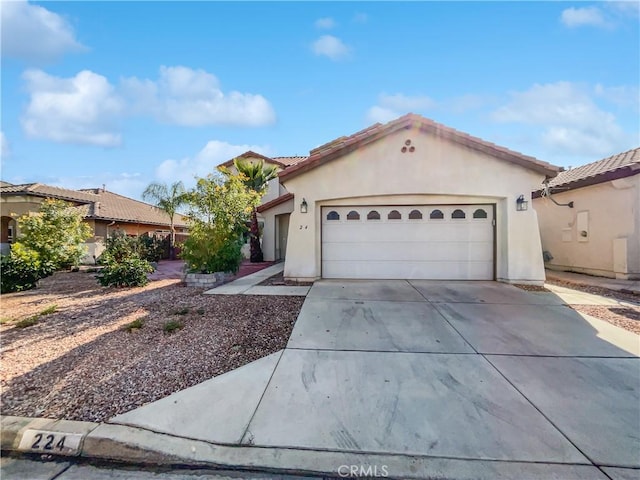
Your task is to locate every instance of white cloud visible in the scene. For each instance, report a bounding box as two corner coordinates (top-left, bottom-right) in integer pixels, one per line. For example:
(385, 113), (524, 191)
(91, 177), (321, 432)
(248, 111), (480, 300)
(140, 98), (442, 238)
(561, 6), (608, 28)
(366, 106), (402, 124)
(312, 35), (350, 61)
(366, 93), (436, 123)
(0, 132), (9, 158)
(21, 69), (124, 147)
(155, 140), (270, 186)
(1, 0), (86, 62)
(19, 66), (277, 146)
(121, 66), (276, 127)
(594, 84), (640, 110)
(315, 17), (336, 29)
(492, 82), (633, 156)
(607, 1), (640, 18)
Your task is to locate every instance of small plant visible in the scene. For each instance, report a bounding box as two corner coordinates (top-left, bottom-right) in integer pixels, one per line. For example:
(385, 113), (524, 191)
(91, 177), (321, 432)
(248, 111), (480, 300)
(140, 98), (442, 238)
(39, 304), (58, 316)
(163, 320), (183, 334)
(0, 317), (14, 324)
(196, 308), (205, 315)
(123, 317), (145, 332)
(15, 315), (40, 329)
(172, 307), (190, 315)
(97, 257), (153, 288)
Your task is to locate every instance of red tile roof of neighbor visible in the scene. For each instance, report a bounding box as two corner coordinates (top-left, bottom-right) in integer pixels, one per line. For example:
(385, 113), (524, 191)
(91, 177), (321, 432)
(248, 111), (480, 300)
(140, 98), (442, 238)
(0, 183), (188, 227)
(542, 147), (640, 189)
(279, 113), (561, 181)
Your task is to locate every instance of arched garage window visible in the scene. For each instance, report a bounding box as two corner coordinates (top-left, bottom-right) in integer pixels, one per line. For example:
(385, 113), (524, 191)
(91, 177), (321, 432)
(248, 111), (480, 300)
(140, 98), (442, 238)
(452, 209), (466, 219)
(326, 211), (340, 220)
(408, 209), (422, 220)
(430, 209), (444, 219)
(388, 210), (401, 220)
(347, 210), (360, 220)
(367, 210), (381, 220)
(473, 209), (488, 219)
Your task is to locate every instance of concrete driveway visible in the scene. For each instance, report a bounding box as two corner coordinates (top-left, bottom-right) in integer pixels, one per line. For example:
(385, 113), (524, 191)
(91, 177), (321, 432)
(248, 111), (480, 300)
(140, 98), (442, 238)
(112, 280), (640, 479)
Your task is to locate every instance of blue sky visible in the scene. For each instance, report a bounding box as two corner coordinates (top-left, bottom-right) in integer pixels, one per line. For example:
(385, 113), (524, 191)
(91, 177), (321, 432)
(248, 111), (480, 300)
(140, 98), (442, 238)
(1, 1), (638, 200)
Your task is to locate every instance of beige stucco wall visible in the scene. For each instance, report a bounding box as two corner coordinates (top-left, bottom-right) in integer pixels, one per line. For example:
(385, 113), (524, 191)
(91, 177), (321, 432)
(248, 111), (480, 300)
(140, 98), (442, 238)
(260, 198), (294, 261)
(281, 127), (548, 283)
(533, 174), (639, 279)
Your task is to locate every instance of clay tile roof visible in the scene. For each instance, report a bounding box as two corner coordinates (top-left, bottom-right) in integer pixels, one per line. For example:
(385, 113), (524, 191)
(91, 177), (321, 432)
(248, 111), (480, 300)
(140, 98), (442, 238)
(280, 113), (560, 182)
(271, 156), (308, 167)
(1, 183), (188, 227)
(77, 189), (188, 227)
(0, 183), (100, 203)
(544, 147), (640, 188)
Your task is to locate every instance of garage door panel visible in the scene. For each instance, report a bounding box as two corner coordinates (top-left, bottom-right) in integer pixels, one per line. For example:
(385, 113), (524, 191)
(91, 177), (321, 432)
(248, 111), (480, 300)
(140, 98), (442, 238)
(323, 241), (493, 262)
(322, 260), (493, 280)
(321, 204), (494, 280)
(323, 223), (492, 243)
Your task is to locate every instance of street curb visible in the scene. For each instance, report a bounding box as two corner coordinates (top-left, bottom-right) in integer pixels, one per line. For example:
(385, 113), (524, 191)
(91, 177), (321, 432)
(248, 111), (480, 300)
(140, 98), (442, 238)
(0, 415), (615, 480)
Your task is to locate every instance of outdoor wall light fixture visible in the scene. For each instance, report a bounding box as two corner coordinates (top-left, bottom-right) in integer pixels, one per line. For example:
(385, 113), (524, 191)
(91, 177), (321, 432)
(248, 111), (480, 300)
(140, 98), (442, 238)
(300, 198), (308, 213)
(516, 194), (529, 211)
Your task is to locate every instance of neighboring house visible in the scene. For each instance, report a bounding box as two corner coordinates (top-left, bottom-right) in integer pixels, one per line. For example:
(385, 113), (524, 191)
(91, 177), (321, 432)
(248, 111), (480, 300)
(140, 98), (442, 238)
(224, 113), (561, 284)
(533, 147), (640, 280)
(0, 183), (189, 262)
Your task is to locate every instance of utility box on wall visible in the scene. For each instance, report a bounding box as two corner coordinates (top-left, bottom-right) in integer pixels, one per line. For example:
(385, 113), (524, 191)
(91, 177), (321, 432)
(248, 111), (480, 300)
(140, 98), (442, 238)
(576, 211), (589, 243)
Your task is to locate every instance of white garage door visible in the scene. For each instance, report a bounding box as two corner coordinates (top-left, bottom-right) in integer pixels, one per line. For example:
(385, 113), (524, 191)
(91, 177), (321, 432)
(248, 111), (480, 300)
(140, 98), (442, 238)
(321, 205), (494, 280)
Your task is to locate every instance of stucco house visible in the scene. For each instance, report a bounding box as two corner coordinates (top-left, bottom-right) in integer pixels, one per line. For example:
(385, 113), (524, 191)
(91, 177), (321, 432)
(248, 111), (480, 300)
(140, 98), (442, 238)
(533, 147), (639, 280)
(0, 183), (189, 262)
(224, 113), (561, 285)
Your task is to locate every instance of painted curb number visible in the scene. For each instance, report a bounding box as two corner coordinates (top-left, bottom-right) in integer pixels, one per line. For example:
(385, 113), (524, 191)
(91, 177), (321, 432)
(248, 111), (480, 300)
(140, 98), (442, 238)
(18, 429), (83, 456)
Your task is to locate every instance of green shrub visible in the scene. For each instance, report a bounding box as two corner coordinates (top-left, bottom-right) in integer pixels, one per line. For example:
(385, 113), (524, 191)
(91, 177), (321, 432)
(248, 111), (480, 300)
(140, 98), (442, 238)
(172, 307), (190, 315)
(39, 304), (58, 316)
(180, 173), (257, 274)
(181, 231), (244, 274)
(97, 257), (153, 287)
(0, 250), (54, 294)
(14, 199), (91, 270)
(98, 231), (141, 264)
(15, 315), (40, 328)
(123, 317), (145, 332)
(163, 320), (183, 334)
(138, 233), (167, 262)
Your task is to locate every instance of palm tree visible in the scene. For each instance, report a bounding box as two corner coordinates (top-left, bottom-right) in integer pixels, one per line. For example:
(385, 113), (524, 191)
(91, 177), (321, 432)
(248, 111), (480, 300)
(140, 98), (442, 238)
(142, 181), (188, 260)
(232, 158), (278, 262)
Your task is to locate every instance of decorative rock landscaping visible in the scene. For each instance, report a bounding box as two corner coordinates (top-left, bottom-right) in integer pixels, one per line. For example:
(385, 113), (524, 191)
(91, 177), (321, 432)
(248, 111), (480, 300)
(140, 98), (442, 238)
(184, 272), (233, 288)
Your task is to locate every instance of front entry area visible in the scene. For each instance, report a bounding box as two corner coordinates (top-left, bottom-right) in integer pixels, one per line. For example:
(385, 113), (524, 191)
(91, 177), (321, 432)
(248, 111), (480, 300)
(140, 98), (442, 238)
(321, 204), (495, 279)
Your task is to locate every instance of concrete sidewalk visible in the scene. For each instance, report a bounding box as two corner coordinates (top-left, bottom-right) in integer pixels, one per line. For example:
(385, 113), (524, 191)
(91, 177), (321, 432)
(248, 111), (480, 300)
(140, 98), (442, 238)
(2, 280), (638, 479)
(204, 263), (310, 296)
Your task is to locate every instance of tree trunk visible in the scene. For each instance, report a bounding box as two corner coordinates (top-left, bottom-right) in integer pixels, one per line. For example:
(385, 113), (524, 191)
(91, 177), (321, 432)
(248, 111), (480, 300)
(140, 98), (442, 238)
(169, 220), (176, 260)
(249, 208), (263, 263)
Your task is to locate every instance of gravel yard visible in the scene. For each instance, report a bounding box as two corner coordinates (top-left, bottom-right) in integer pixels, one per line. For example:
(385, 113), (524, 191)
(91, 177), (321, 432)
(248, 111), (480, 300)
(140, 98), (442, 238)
(545, 279), (640, 335)
(0, 271), (304, 422)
